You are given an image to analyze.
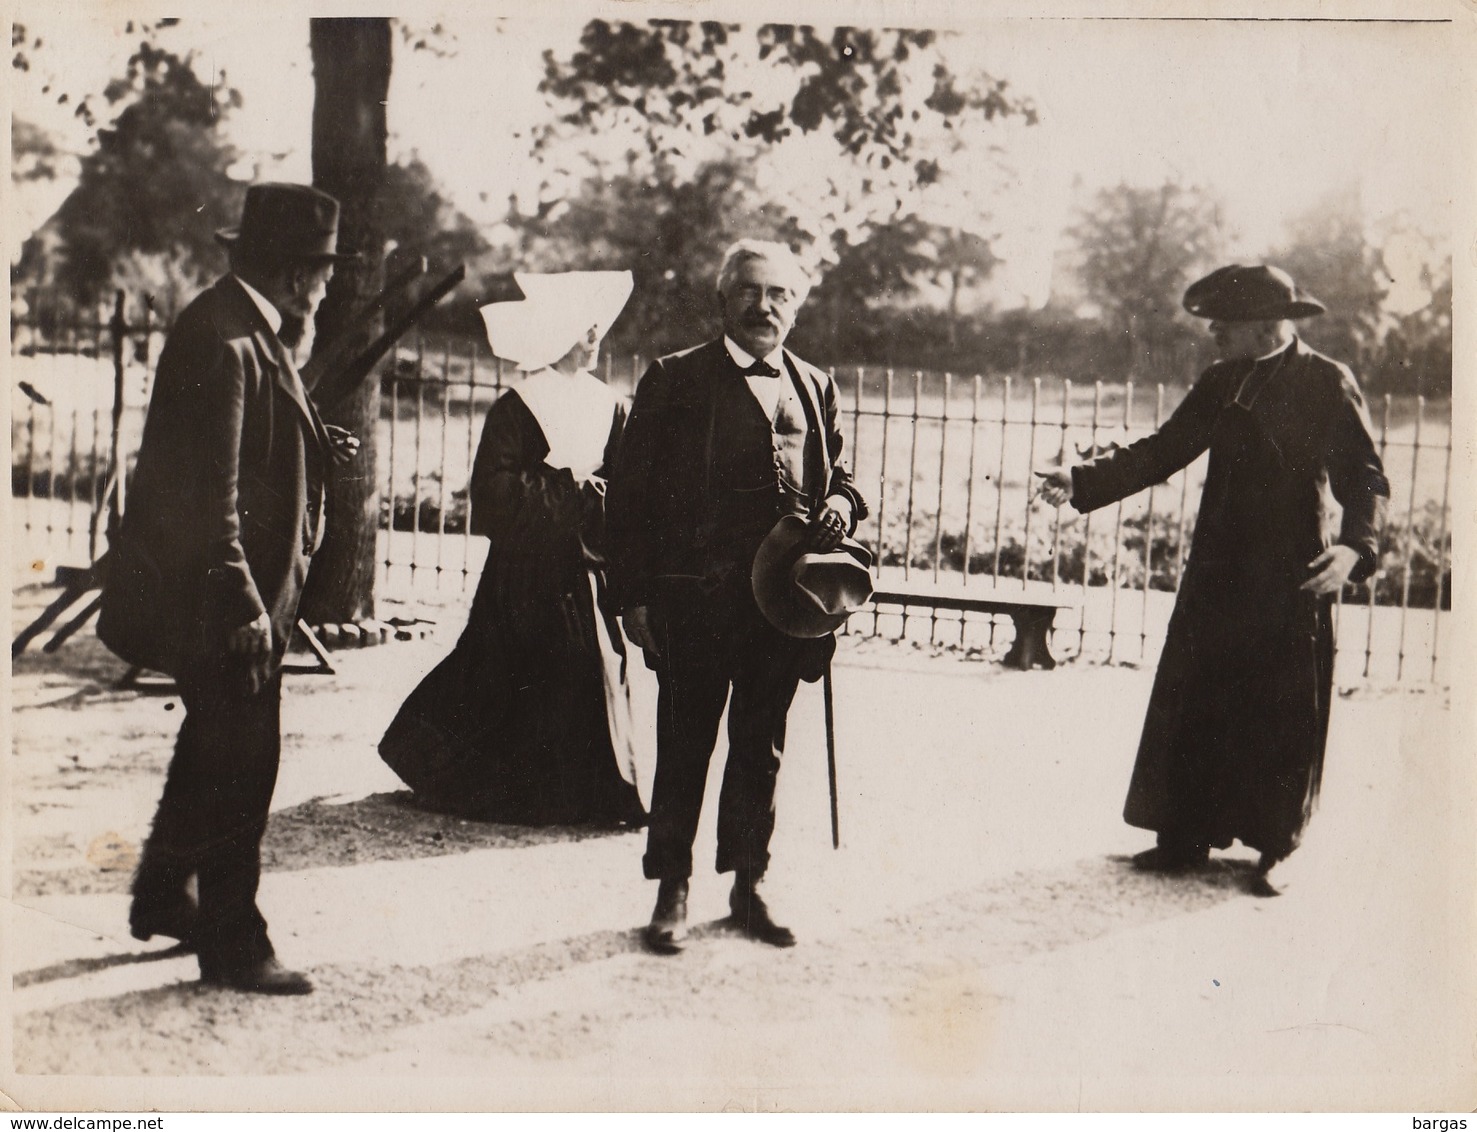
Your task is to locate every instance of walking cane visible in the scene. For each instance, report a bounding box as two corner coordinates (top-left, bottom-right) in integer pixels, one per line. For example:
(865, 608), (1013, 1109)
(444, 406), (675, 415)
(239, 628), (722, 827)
(824, 658), (839, 849)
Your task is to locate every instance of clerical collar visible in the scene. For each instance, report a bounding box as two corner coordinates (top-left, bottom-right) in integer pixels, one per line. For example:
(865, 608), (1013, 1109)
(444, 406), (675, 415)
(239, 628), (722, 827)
(232, 274), (283, 336)
(1232, 337), (1297, 409)
(725, 337), (785, 375)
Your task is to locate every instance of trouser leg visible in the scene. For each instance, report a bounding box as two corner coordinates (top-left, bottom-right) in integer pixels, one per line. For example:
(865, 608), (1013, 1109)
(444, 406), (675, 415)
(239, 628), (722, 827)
(715, 615), (804, 879)
(641, 611), (730, 881)
(132, 699), (208, 909)
(137, 662), (283, 973)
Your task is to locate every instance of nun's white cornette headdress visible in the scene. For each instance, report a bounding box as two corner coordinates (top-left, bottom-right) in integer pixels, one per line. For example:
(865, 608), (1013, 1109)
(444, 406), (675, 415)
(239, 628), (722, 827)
(479, 270), (634, 371)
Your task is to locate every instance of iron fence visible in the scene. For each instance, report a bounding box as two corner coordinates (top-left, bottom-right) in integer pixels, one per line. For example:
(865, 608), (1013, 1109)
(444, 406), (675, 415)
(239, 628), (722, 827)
(834, 367), (1451, 687)
(11, 298), (1453, 685)
(10, 292), (161, 569)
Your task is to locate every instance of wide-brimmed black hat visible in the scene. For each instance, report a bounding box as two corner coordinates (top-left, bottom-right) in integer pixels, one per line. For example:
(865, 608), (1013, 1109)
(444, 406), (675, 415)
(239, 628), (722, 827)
(215, 182), (358, 263)
(752, 514), (875, 639)
(1182, 264), (1325, 321)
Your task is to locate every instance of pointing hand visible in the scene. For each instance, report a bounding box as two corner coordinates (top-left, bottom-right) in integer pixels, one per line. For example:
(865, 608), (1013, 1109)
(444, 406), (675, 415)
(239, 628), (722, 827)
(1033, 466), (1074, 508)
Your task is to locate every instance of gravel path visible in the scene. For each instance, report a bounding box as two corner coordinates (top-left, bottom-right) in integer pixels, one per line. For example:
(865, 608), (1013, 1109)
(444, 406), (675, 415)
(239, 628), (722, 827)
(7, 581), (1472, 1111)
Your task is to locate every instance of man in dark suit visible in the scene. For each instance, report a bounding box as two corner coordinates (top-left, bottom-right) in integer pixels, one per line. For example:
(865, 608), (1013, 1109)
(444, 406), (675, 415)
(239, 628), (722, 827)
(98, 183), (358, 994)
(606, 239), (868, 953)
(1036, 264), (1390, 897)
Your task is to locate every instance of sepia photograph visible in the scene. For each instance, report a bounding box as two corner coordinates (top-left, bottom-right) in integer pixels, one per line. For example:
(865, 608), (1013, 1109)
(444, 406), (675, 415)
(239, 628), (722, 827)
(5, 0), (1473, 1116)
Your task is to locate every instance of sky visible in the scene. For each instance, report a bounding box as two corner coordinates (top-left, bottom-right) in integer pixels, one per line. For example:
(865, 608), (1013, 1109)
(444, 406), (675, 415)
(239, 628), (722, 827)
(8, 5), (1468, 310)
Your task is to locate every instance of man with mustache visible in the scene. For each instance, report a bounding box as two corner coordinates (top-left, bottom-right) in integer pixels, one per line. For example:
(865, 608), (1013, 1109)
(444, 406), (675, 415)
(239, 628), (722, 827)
(607, 239), (868, 952)
(1036, 264), (1390, 896)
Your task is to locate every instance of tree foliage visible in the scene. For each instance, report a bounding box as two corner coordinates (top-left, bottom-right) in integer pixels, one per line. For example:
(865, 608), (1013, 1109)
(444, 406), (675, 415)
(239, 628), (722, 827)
(517, 19), (1030, 366)
(800, 219), (999, 355)
(505, 151), (1004, 366)
(928, 227), (999, 346)
(796, 215), (938, 358)
(1374, 260), (1451, 396)
(533, 20), (1033, 259)
(1267, 191), (1388, 375)
(12, 20), (183, 140)
(20, 42), (244, 314)
(1062, 181), (1449, 395)
(382, 154), (490, 273)
(1269, 192), (1450, 396)
(541, 22), (1027, 166)
(11, 118), (65, 183)
(1068, 180), (1227, 379)
(507, 155), (795, 357)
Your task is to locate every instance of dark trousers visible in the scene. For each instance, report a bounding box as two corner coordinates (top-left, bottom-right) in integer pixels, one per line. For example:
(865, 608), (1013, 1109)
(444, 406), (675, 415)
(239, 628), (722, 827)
(133, 661), (283, 973)
(642, 589), (808, 881)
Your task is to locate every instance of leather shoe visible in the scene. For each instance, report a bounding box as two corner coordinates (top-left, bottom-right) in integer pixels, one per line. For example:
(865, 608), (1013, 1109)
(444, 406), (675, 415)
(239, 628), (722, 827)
(729, 878), (795, 948)
(129, 897), (198, 950)
(644, 878), (689, 955)
(1130, 842), (1210, 872)
(200, 957), (314, 995)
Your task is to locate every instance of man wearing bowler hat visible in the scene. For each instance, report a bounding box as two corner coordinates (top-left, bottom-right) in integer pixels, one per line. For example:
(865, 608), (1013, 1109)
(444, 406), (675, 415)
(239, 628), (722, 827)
(99, 183), (359, 993)
(1037, 264), (1390, 896)
(606, 238), (869, 953)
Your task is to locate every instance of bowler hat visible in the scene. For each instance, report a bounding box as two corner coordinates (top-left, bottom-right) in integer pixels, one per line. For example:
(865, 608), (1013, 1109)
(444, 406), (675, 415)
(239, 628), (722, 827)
(752, 514), (875, 639)
(215, 182), (357, 263)
(1182, 264), (1325, 321)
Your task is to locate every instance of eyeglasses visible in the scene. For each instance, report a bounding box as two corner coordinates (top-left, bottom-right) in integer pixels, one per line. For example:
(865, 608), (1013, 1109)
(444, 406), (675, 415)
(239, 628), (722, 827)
(731, 284), (798, 307)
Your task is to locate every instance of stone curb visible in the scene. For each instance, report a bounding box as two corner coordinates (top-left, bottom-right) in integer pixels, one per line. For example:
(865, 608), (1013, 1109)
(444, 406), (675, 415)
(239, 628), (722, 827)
(304, 619), (438, 651)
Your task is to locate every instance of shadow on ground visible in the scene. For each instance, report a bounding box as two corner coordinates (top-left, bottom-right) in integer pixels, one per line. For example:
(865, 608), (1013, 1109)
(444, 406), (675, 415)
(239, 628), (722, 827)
(15, 943), (195, 989)
(1104, 852), (1265, 895)
(11, 616), (135, 702)
(13, 792), (643, 898)
(15, 851), (1256, 1076)
(260, 791), (644, 872)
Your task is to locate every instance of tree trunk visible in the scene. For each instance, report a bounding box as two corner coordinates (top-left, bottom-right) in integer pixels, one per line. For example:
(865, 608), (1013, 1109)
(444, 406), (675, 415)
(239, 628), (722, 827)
(299, 18), (391, 625)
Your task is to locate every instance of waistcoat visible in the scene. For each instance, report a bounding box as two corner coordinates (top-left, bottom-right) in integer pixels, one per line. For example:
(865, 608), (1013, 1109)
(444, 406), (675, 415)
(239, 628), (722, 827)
(701, 360), (823, 571)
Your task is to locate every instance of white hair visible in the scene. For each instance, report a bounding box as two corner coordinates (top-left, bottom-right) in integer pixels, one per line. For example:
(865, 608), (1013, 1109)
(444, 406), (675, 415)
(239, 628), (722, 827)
(716, 239), (811, 300)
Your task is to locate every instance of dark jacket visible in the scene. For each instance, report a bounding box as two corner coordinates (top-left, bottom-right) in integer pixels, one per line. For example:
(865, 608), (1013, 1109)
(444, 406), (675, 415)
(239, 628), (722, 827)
(1072, 336), (1388, 584)
(466, 388), (623, 661)
(1071, 336), (1390, 855)
(605, 338), (867, 613)
(99, 276), (330, 676)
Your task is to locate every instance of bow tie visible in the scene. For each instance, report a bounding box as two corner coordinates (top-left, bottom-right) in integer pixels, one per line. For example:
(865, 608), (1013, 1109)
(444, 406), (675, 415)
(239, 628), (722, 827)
(739, 360), (781, 378)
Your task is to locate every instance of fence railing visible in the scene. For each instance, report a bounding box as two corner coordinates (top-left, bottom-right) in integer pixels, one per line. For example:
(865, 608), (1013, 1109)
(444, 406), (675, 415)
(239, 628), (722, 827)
(832, 367), (1451, 687)
(11, 298), (1453, 685)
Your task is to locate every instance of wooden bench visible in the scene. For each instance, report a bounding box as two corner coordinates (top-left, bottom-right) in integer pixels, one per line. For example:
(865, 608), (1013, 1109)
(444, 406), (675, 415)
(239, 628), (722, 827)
(867, 571), (1082, 670)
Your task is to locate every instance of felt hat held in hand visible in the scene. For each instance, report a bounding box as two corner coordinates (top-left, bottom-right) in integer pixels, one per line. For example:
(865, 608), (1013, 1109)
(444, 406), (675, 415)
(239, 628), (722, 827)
(752, 514), (875, 639)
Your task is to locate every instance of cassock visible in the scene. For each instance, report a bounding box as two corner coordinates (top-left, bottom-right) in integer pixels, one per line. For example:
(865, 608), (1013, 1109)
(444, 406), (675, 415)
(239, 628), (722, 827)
(1070, 337), (1389, 857)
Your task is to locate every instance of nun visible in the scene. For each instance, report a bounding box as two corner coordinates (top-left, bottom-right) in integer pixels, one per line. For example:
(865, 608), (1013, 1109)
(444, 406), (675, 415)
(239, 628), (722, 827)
(379, 271), (648, 827)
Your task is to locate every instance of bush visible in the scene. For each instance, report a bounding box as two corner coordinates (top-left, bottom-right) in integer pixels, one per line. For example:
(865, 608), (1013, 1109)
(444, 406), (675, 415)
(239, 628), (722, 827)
(10, 447), (112, 504)
(1348, 500), (1452, 610)
(380, 475), (470, 535)
(877, 504), (1449, 610)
